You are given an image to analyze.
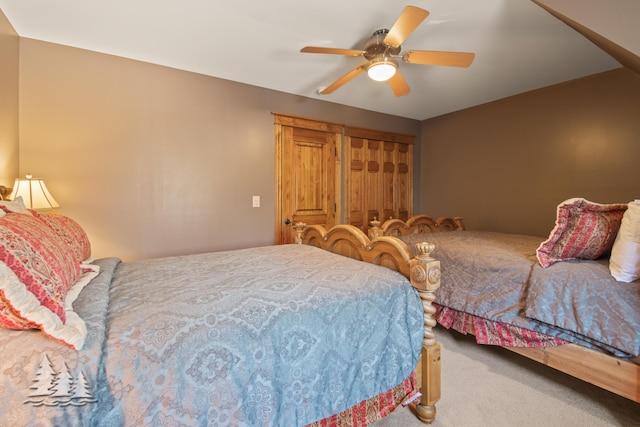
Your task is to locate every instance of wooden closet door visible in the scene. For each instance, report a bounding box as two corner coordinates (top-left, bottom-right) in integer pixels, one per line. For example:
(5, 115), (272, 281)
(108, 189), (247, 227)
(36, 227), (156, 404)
(345, 126), (414, 235)
(274, 114), (340, 244)
(396, 142), (412, 221)
(382, 141), (396, 222)
(345, 137), (366, 229)
(345, 136), (383, 230)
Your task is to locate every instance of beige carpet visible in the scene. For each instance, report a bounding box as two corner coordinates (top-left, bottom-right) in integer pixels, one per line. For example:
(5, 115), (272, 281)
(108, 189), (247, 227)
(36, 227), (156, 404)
(373, 327), (640, 427)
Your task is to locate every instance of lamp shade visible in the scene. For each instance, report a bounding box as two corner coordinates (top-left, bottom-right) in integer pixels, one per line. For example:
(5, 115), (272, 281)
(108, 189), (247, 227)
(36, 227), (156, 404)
(9, 175), (60, 210)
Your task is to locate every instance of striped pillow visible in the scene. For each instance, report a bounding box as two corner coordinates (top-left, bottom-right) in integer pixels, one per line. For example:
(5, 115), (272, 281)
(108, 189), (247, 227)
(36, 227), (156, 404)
(30, 211), (92, 263)
(536, 198), (628, 268)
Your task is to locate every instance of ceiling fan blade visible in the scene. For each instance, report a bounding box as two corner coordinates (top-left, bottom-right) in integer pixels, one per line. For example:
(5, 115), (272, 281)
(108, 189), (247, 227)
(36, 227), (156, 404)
(388, 72), (410, 97)
(403, 50), (476, 67)
(384, 6), (429, 48)
(320, 65), (367, 95)
(301, 46), (364, 56)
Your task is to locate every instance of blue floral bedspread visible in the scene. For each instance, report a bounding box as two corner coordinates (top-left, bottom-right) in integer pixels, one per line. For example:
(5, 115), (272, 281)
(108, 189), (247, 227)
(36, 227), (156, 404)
(1, 244), (423, 426)
(399, 231), (640, 358)
(0, 257), (119, 426)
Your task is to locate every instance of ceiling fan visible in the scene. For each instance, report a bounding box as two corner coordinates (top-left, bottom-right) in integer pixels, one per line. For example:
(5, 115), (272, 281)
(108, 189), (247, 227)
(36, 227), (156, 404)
(300, 6), (475, 97)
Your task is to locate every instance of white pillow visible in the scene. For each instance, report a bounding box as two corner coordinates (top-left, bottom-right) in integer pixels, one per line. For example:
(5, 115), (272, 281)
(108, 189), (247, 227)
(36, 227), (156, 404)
(609, 200), (640, 283)
(0, 196), (29, 214)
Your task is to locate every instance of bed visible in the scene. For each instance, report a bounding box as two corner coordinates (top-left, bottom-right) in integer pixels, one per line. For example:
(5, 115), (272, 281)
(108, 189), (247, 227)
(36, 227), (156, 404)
(0, 201), (442, 426)
(370, 198), (640, 403)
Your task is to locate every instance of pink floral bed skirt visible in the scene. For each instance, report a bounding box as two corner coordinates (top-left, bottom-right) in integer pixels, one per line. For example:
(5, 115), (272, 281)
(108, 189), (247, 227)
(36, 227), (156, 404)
(435, 304), (569, 347)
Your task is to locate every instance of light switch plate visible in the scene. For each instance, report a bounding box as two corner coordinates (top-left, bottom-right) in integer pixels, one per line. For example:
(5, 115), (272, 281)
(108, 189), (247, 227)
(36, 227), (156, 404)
(252, 196), (260, 207)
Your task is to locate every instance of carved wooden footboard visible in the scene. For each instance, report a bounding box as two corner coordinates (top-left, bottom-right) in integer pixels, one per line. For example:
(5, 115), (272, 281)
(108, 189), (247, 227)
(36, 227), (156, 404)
(297, 223), (442, 424)
(374, 214), (640, 404)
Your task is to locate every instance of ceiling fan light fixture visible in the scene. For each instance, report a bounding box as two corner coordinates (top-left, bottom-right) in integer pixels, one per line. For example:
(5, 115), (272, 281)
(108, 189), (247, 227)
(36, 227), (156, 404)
(367, 58), (397, 82)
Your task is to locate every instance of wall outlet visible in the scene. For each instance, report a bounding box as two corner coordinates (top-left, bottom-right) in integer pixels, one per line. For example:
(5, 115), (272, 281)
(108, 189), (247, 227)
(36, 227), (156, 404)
(252, 196), (260, 207)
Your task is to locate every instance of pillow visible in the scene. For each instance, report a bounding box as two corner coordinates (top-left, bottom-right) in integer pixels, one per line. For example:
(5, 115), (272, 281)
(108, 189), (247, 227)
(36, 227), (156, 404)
(609, 200), (640, 283)
(30, 211), (92, 263)
(0, 261), (98, 349)
(0, 212), (84, 346)
(536, 198), (628, 268)
(0, 196), (30, 214)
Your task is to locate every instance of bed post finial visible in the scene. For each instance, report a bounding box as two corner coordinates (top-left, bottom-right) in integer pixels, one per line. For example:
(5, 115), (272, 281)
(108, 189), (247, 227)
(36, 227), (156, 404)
(409, 241), (441, 424)
(368, 217), (383, 240)
(293, 222), (307, 244)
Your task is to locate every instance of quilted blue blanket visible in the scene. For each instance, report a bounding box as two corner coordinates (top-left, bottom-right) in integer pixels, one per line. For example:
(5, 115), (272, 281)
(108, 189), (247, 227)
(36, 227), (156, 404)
(399, 231), (639, 358)
(0, 244), (423, 426)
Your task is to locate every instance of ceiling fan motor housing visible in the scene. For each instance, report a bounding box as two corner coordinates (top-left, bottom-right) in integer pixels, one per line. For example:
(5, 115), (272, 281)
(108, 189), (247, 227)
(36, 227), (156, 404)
(363, 29), (400, 60)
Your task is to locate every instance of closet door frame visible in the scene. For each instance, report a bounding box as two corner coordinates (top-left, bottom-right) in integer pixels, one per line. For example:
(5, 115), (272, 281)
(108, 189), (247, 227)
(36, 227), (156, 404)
(274, 113), (414, 243)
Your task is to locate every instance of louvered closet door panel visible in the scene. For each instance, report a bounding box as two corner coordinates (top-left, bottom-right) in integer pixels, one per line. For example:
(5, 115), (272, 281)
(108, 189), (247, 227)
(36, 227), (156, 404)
(366, 140), (382, 227)
(344, 126), (414, 234)
(396, 142), (412, 221)
(347, 137), (366, 229)
(383, 142), (396, 222)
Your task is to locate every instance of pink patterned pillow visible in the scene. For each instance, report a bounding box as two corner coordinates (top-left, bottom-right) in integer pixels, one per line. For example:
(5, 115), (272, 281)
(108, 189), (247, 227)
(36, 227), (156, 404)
(0, 261), (98, 349)
(537, 198), (628, 268)
(30, 211), (92, 263)
(0, 213), (81, 327)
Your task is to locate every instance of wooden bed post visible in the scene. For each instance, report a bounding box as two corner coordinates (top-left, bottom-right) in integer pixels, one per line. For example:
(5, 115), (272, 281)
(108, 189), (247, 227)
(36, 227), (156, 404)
(409, 242), (441, 424)
(293, 222), (307, 244)
(368, 217), (383, 239)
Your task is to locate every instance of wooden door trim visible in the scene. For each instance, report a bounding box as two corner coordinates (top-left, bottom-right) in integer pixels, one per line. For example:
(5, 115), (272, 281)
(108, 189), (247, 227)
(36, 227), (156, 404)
(274, 122), (285, 244)
(273, 113), (343, 133)
(274, 113), (415, 243)
(345, 126), (415, 144)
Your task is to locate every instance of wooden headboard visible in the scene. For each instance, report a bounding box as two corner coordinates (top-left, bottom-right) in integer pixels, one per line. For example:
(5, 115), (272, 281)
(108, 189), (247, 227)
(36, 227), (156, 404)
(369, 214), (465, 239)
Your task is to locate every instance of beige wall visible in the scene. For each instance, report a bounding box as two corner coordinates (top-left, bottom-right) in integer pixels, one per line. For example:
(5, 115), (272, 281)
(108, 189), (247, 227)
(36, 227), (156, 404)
(17, 39), (420, 261)
(8, 18), (640, 259)
(0, 10), (18, 185)
(420, 67), (640, 237)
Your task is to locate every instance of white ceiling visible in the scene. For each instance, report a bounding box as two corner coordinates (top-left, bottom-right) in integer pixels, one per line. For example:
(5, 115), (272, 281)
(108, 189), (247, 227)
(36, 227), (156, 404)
(0, 0), (628, 120)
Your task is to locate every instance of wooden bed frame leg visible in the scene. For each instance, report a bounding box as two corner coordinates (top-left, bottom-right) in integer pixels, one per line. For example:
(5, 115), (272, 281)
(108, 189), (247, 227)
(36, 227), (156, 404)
(409, 242), (442, 424)
(414, 340), (441, 423)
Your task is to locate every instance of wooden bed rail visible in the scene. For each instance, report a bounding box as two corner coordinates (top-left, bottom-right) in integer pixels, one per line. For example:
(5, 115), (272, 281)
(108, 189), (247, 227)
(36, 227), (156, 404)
(297, 222), (442, 424)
